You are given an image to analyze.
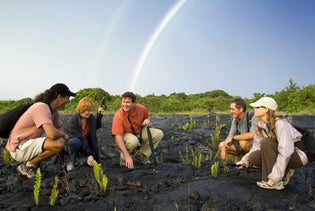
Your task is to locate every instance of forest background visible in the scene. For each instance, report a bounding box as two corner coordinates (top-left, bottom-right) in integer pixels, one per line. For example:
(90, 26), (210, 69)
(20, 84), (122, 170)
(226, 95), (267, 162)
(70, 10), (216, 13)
(1, 80), (314, 115)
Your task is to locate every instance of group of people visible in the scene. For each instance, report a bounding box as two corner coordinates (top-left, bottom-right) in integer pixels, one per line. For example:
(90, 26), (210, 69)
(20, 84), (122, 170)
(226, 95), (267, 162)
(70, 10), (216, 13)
(5, 83), (309, 191)
(220, 97), (309, 190)
(6, 83), (163, 179)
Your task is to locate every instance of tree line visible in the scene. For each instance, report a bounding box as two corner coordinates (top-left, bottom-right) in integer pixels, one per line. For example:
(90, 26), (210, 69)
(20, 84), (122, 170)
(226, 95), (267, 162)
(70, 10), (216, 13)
(1, 80), (314, 115)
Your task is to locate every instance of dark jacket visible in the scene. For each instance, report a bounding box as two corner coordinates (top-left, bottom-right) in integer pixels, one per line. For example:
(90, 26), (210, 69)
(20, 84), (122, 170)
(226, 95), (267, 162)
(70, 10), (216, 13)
(64, 112), (103, 158)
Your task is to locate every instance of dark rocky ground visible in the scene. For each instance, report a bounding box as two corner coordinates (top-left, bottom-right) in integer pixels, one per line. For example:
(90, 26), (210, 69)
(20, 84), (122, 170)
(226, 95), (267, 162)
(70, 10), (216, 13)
(1, 113), (315, 211)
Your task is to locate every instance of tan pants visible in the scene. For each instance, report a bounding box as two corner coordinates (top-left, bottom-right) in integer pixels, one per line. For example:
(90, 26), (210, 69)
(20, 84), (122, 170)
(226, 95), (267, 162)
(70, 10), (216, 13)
(122, 127), (163, 158)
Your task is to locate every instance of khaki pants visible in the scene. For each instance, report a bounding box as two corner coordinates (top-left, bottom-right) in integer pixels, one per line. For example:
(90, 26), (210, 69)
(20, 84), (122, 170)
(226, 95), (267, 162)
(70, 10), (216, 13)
(247, 138), (303, 181)
(122, 127), (163, 158)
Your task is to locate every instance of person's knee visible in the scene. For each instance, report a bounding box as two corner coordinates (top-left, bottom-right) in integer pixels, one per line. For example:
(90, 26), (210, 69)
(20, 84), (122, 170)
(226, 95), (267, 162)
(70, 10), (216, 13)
(239, 141), (252, 152)
(70, 138), (82, 149)
(152, 129), (164, 141)
(158, 130), (164, 140)
(54, 138), (67, 153)
(125, 137), (139, 151)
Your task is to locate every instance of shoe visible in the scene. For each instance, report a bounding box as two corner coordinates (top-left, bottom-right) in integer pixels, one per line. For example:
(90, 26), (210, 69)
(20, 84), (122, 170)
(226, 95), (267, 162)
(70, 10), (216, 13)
(134, 151), (151, 165)
(283, 169), (295, 186)
(16, 163), (36, 179)
(66, 161), (74, 171)
(256, 181), (285, 190)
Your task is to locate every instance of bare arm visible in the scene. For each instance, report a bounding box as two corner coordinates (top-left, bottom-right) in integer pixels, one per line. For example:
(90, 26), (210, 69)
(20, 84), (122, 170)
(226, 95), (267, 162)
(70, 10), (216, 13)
(42, 123), (68, 140)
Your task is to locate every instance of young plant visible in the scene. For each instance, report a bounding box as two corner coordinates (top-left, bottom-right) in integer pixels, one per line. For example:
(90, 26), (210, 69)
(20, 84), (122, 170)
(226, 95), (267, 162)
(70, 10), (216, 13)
(182, 115), (197, 131)
(210, 162), (219, 178)
(172, 200), (179, 211)
(209, 115), (225, 149)
(156, 153), (164, 163)
(226, 154), (240, 164)
(179, 145), (190, 164)
(33, 168), (41, 206)
(2, 149), (14, 163)
(93, 161), (108, 191)
(191, 149), (204, 168)
(49, 176), (60, 206)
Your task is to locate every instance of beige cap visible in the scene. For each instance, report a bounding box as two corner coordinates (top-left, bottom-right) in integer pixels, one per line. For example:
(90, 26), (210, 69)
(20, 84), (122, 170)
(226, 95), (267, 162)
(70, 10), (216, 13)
(250, 97), (278, 111)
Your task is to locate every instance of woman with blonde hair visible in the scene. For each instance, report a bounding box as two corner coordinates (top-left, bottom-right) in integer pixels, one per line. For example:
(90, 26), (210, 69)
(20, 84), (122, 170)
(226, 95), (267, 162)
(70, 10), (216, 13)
(64, 97), (105, 171)
(236, 97), (308, 190)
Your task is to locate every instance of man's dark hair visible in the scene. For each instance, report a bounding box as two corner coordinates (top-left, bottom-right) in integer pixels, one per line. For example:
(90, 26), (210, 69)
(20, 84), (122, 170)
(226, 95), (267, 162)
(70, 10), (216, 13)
(231, 98), (246, 111)
(33, 83), (75, 104)
(121, 91), (136, 103)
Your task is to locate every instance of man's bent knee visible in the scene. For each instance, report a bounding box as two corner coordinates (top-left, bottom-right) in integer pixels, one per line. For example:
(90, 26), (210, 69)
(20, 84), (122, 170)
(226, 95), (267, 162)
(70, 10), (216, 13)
(44, 138), (66, 153)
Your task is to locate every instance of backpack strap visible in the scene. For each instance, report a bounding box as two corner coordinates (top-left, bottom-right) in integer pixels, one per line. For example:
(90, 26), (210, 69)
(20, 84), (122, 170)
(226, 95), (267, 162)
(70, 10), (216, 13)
(246, 112), (254, 132)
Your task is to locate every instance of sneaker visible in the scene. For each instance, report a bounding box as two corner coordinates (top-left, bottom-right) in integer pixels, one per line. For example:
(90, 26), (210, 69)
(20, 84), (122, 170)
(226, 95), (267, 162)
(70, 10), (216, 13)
(16, 163), (36, 179)
(134, 151), (151, 165)
(256, 180), (285, 190)
(283, 169), (295, 186)
(66, 161), (74, 171)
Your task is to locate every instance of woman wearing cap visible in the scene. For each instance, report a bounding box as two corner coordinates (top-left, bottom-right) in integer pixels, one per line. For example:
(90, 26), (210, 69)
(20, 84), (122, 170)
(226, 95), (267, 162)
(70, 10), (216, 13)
(236, 97), (308, 190)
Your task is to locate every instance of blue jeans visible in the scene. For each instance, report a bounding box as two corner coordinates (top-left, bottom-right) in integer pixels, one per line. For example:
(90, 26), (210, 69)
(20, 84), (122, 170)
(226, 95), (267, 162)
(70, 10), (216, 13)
(64, 137), (82, 164)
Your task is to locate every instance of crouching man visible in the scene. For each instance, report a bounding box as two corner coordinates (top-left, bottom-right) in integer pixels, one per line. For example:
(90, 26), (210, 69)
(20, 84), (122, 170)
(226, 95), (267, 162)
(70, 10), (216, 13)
(112, 91), (164, 169)
(6, 83), (75, 179)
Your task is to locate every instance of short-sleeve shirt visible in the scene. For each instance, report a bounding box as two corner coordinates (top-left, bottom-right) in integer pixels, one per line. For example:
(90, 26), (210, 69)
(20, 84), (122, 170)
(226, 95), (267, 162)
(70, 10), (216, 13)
(6, 102), (63, 152)
(229, 111), (258, 136)
(112, 103), (149, 136)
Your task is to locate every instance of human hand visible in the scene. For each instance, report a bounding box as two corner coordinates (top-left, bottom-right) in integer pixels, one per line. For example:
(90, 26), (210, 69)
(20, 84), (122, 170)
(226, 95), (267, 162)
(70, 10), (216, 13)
(124, 154), (134, 169)
(87, 155), (94, 166)
(63, 134), (70, 144)
(235, 161), (248, 169)
(98, 106), (105, 113)
(142, 118), (151, 127)
(225, 136), (233, 146)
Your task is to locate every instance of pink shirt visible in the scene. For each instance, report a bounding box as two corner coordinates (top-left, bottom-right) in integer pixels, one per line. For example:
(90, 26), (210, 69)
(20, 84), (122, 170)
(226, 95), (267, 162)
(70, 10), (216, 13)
(6, 102), (63, 152)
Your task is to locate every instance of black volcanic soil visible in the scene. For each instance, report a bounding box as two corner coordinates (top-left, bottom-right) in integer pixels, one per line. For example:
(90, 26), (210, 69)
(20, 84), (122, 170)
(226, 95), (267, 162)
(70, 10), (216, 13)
(1, 113), (315, 211)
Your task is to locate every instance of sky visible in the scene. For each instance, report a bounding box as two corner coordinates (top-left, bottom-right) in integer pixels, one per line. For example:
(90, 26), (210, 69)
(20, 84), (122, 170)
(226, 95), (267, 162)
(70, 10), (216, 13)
(1, 0), (314, 100)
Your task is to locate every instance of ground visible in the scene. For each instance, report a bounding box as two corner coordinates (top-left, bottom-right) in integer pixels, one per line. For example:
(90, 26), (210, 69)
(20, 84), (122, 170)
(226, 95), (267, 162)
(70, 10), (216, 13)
(1, 113), (315, 211)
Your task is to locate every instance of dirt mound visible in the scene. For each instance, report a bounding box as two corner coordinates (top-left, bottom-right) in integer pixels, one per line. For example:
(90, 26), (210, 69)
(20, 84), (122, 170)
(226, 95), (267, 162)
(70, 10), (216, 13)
(1, 114), (315, 210)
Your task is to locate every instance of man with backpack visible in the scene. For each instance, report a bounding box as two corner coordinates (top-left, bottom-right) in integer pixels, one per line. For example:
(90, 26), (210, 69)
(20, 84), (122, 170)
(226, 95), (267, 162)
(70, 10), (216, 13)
(6, 83), (75, 179)
(219, 98), (258, 162)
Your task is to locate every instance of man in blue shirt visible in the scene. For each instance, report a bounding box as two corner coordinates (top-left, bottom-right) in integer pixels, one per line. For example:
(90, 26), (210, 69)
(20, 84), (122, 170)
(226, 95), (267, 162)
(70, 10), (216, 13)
(219, 98), (258, 161)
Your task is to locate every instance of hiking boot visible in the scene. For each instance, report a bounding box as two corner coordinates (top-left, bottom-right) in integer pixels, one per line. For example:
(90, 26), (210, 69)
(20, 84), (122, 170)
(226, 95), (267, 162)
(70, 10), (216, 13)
(256, 180), (285, 190)
(66, 161), (74, 172)
(16, 163), (36, 179)
(134, 151), (151, 165)
(283, 169), (295, 186)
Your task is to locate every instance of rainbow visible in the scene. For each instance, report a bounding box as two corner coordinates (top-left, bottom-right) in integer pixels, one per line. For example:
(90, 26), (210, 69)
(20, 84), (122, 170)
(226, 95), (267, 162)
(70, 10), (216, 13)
(128, 0), (190, 92)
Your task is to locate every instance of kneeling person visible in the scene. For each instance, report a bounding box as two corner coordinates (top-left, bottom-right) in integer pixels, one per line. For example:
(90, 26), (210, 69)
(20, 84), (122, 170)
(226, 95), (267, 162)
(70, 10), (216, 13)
(64, 97), (104, 171)
(219, 98), (258, 161)
(6, 83), (74, 179)
(112, 92), (164, 169)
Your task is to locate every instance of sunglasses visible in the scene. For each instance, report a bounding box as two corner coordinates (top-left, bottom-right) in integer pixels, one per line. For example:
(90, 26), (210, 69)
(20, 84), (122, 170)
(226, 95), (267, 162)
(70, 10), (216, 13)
(254, 106), (266, 109)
